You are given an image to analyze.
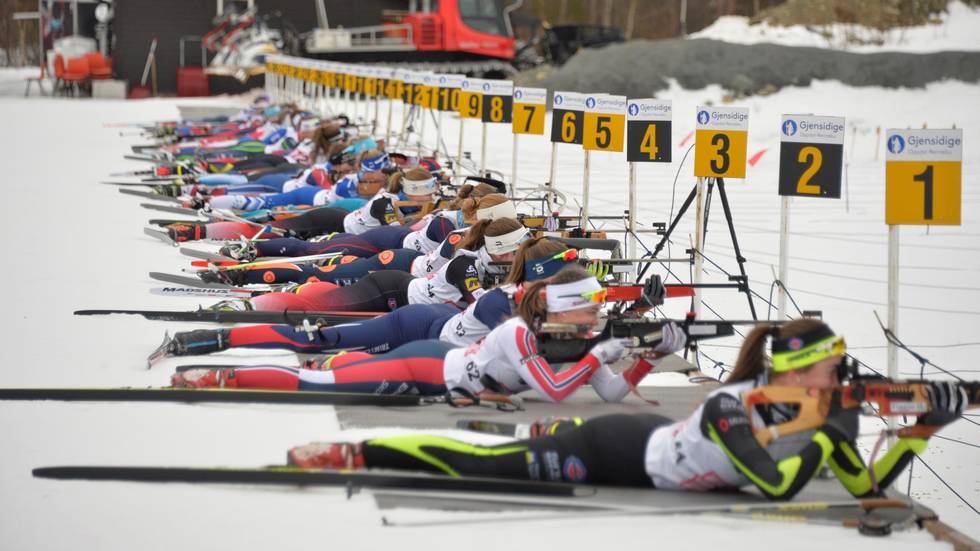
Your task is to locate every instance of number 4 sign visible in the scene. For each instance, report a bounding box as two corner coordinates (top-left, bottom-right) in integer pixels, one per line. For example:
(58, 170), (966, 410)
(626, 99), (671, 162)
(885, 129), (962, 225)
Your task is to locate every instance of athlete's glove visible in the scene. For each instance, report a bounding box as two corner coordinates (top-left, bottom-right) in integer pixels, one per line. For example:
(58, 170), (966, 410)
(652, 322), (687, 355)
(590, 338), (631, 365)
(918, 381), (968, 427)
(585, 259), (610, 280)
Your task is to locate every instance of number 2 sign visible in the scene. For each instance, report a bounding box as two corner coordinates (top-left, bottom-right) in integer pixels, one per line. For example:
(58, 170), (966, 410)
(885, 129), (962, 225)
(778, 115), (845, 198)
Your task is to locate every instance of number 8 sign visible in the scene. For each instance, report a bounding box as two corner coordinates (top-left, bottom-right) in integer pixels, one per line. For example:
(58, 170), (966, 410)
(885, 129), (962, 225)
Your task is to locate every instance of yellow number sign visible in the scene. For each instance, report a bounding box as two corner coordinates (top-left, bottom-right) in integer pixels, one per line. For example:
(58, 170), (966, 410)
(885, 129), (962, 225)
(694, 106), (749, 179)
(512, 87), (546, 135)
(583, 94), (626, 152)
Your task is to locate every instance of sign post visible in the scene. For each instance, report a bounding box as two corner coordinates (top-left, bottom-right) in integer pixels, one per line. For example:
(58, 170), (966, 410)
(626, 99), (672, 260)
(478, 80), (513, 174)
(582, 93), (626, 228)
(457, 78), (486, 171)
(776, 115), (846, 319)
(512, 87), (547, 198)
(884, 128), (963, 395)
(692, 105), (750, 316)
(549, 91), (586, 210)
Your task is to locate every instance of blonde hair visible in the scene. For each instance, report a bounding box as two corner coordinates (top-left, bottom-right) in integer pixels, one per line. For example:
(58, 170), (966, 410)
(387, 167), (432, 194)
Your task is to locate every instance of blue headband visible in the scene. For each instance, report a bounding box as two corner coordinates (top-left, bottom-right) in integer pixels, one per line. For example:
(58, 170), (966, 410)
(524, 250), (577, 281)
(360, 152), (390, 172)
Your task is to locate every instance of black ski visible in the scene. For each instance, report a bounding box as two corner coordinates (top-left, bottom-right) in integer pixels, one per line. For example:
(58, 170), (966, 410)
(73, 308), (379, 325)
(119, 187), (179, 203)
(0, 387), (427, 406)
(140, 202), (201, 216)
(32, 466), (586, 497)
(148, 271), (229, 288)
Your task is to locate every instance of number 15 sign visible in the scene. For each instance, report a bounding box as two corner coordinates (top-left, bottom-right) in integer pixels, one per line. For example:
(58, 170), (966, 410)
(885, 129), (962, 225)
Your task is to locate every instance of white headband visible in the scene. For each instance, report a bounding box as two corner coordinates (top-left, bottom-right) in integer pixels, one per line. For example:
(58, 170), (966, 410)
(484, 226), (529, 255)
(476, 201), (518, 221)
(546, 277), (603, 313)
(402, 176), (438, 196)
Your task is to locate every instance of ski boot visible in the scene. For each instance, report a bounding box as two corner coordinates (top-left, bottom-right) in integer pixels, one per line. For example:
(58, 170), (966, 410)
(529, 416), (584, 437)
(171, 368), (238, 388)
(205, 299), (253, 312)
(198, 267), (249, 286)
(166, 222), (206, 243)
(287, 442), (364, 470)
(218, 240), (259, 262)
(153, 182), (185, 197)
(146, 329), (231, 367)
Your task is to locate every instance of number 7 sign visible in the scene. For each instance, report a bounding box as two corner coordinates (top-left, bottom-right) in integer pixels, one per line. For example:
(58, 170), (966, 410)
(885, 129), (962, 225)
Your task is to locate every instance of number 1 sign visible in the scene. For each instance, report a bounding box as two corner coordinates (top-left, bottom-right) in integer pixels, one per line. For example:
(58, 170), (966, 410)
(885, 129), (963, 225)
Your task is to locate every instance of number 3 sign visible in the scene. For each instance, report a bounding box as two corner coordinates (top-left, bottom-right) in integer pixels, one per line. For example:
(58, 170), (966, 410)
(694, 106), (749, 179)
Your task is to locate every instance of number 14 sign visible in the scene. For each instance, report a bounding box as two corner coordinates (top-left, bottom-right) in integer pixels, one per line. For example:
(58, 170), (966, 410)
(885, 129), (962, 225)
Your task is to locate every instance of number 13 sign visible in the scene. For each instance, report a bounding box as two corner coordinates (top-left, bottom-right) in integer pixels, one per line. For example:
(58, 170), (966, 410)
(885, 129), (962, 225)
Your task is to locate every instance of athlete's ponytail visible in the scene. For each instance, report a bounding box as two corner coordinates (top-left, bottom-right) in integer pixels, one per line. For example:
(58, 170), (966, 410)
(310, 123), (342, 163)
(725, 318), (829, 384)
(504, 237), (567, 285)
(516, 265), (592, 329)
(456, 217), (522, 252)
(450, 183), (499, 216)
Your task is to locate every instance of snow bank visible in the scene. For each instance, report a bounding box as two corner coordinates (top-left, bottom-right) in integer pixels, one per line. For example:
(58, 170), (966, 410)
(690, 0), (980, 53)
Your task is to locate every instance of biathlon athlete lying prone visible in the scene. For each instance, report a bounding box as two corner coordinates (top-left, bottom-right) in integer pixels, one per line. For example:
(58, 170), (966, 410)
(276, 317), (966, 501)
(203, 190), (515, 286)
(156, 238), (608, 359)
(172, 265), (686, 404)
(206, 217), (528, 313)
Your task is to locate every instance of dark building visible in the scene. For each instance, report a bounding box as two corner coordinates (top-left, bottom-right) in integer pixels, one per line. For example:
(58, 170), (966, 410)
(112, 0), (401, 94)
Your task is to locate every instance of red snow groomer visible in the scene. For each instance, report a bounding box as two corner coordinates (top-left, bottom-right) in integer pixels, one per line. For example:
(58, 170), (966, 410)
(303, 0), (518, 78)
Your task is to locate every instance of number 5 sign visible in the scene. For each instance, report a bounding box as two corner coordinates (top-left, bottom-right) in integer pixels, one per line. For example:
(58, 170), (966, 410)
(778, 115), (845, 198)
(694, 106), (749, 179)
(583, 94), (626, 152)
(885, 129), (962, 225)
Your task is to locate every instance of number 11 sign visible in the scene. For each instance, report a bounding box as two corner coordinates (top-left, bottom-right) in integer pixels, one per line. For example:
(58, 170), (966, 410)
(885, 129), (962, 225)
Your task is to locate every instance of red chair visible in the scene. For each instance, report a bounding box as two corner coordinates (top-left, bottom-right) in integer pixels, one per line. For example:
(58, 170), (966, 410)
(63, 56), (91, 96)
(85, 52), (113, 80)
(52, 53), (66, 95)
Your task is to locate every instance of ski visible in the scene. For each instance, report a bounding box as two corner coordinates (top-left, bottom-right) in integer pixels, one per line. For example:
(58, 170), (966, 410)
(150, 286), (258, 299)
(456, 419), (530, 438)
(180, 246), (234, 261)
(31, 466), (585, 497)
(140, 202), (201, 216)
(73, 308), (381, 325)
(188, 251), (342, 271)
(101, 180), (165, 187)
(143, 227), (178, 246)
(149, 271), (231, 288)
(120, 187), (179, 203)
(0, 387), (429, 406)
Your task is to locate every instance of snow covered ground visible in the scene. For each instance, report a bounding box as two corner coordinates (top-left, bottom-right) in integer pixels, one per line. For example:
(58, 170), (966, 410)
(690, 0), (980, 52)
(1, 70), (979, 547)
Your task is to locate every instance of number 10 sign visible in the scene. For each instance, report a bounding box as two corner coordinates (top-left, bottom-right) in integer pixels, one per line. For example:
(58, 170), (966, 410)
(885, 129), (962, 225)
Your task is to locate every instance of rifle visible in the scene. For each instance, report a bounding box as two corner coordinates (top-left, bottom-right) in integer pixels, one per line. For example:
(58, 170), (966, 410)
(744, 375), (980, 446)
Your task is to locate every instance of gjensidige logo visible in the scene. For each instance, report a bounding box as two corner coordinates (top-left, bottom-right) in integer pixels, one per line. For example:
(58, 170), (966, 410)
(887, 134), (906, 154)
(782, 119), (798, 136)
(628, 103), (639, 116)
(514, 90), (523, 100)
(554, 94), (563, 106)
(585, 97), (596, 109)
(697, 110), (710, 125)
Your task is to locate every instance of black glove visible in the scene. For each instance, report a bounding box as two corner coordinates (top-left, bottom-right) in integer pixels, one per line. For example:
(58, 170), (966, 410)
(918, 381), (968, 427)
(819, 391), (860, 443)
(170, 329), (230, 356)
(636, 275), (666, 309)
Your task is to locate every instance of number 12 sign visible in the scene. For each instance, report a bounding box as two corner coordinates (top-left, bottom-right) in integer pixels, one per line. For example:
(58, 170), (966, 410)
(778, 115), (845, 198)
(885, 129), (962, 225)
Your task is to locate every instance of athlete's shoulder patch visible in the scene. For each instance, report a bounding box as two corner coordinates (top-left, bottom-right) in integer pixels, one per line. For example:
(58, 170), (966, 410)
(379, 250), (395, 265)
(448, 233), (462, 245)
(464, 277), (481, 292)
